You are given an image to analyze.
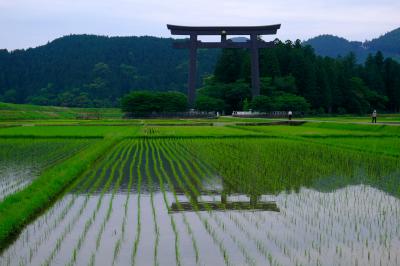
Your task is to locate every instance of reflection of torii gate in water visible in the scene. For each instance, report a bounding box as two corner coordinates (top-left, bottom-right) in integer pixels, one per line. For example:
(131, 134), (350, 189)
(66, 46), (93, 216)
(169, 177), (280, 213)
(167, 24), (281, 105)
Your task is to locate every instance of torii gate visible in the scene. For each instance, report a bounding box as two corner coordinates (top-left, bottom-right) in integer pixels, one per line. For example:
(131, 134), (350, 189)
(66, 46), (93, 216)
(167, 24), (281, 105)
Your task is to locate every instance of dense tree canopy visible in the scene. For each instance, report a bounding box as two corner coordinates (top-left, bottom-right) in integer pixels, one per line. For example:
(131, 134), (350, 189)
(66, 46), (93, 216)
(121, 91), (187, 114)
(200, 41), (400, 114)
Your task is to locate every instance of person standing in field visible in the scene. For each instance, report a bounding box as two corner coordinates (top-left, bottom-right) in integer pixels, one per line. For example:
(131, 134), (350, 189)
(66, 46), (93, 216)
(288, 110), (293, 120)
(372, 110), (377, 123)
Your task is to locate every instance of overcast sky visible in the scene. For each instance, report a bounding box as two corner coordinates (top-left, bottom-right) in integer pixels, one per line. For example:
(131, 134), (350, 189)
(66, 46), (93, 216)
(1, 0), (399, 50)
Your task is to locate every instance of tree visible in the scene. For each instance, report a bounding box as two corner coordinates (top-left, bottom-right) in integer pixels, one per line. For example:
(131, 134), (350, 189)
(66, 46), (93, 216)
(159, 91), (188, 112)
(57, 91), (75, 107)
(273, 75), (297, 94)
(250, 96), (274, 112)
(214, 49), (246, 83)
(273, 93), (310, 111)
(195, 95), (225, 112)
(121, 91), (187, 113)
(242, 98), (250, 111)
(3, 89), (17, 103)
(344, 77), (372, 114)
(196, 78), (251, 113)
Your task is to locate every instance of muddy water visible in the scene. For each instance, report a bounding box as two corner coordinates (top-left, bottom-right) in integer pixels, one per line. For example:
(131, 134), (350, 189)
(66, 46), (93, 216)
(1, 139), (400, 266)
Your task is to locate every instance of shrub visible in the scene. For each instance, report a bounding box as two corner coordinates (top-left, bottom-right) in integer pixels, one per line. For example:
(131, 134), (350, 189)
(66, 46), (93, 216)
(121, 91), (187, 113)
(195, 95), (225, 112)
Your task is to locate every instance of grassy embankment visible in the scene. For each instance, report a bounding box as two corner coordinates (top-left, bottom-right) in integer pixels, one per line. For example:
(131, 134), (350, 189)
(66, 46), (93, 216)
(0, 102), (122, 120)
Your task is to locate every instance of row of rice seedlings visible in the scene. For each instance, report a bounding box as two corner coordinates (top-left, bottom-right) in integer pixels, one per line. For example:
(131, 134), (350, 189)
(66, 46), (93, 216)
(175, 140), (293, 265)
(111, 140), (140, 266)
(181, 138), (400, 265)
(188, 140), (328, 265)
(166, 140), (264, 266)
(154, 140), (224, 266)
(157, 140), (233, 266)
(274, 186), (400, 265)
(184, 138), (400, 198)
(41, 142), (128, 266)
(131, 140), (144, 266)
(1, 139), (123, 265)
(244, 180), (400, 265)
(189, 139), (356, 265)
(71, 142), (133, 266)
(144, 140), (160, 266)
(179, 138), (320, 264)
(168, 141), (259, 265)
(150, 139), (193, 266)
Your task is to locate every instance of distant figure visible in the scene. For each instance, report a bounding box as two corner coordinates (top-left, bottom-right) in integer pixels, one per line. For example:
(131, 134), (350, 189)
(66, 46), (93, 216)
(372, 110), (377, 123)
(288, 110), (293, 120)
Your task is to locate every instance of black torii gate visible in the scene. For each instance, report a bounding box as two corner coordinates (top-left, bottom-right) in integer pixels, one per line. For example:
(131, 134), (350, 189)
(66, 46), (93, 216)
(167, 24), (281, 105)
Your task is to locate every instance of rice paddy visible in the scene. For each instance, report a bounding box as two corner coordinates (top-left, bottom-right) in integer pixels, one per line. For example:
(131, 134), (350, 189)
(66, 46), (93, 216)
(0, 121), (399, 266)
(0, 138), (94, 200)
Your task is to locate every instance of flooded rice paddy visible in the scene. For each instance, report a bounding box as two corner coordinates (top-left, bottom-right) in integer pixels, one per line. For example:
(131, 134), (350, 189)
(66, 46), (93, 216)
(1, 139), (400, 266)
(0, 139), (93, 200)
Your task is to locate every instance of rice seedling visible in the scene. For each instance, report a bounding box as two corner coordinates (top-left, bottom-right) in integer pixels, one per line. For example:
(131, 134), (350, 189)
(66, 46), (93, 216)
(42, 142), (128, 266)
(74, 142), (132, 266)
(150, 140), (184, 266)
(112, 141), (139, 266)
(10, 146), (120, 265)
(131, 140), (144, 266)
(157, 141), (233, 266)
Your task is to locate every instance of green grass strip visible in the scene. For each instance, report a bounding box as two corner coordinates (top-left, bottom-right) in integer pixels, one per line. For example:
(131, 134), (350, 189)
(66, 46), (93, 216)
(0, 137), (121, 247)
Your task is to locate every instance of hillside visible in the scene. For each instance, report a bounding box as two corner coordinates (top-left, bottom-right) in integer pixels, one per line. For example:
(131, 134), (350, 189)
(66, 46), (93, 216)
(366, 28), (400, 55)
(0, 35), (220, 107)
(0, 102), (122, 120)
(304, 27), (400, 62)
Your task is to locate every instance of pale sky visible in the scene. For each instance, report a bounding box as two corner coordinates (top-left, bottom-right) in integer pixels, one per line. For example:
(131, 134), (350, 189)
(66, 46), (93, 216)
(1, 0), (399, 50)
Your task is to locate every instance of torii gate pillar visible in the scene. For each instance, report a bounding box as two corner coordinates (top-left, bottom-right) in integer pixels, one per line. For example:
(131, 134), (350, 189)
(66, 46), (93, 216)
(188, 34), (197, 105)
(250, 34), (261, 97)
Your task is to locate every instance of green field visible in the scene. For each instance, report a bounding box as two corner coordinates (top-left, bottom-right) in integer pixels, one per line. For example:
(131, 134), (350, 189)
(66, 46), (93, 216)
(0, 114), (399, 265)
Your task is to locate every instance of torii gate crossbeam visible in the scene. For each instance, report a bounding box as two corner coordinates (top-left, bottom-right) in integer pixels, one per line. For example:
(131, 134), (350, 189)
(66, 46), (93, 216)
(167, 24), (281, 106)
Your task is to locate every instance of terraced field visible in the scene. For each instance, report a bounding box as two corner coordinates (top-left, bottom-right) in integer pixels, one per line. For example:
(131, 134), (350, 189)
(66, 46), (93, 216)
(0, 122), (399, 266)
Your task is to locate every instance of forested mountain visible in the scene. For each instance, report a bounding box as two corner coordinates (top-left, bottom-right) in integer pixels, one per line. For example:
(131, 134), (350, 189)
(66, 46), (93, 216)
(304, 27), (400, 62)
(0, 35), (220, 107)
(0, 31), (399, 113)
